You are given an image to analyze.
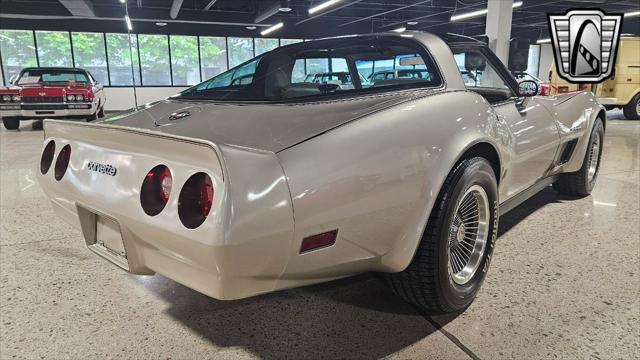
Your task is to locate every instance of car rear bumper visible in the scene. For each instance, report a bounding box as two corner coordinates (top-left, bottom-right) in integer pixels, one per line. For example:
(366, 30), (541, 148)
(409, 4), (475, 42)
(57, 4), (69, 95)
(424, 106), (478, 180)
(37, 120), (296, 301)
(0, 102), (97, 118)
(597, 97), (619, 105)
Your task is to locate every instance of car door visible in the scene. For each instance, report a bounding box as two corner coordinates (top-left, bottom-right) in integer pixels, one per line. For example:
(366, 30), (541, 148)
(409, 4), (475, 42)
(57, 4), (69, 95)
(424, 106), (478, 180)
(452, 46), (561, 200)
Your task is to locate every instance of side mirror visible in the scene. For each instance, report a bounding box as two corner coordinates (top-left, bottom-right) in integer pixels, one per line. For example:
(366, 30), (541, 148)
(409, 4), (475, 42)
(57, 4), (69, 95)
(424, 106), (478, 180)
(8, 74), (17, 85)
(518, 80), (538, 97)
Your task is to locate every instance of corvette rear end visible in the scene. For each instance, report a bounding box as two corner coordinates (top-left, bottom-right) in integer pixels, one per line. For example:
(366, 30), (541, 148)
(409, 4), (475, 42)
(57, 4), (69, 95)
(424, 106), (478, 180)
(37, 120), (294, 300)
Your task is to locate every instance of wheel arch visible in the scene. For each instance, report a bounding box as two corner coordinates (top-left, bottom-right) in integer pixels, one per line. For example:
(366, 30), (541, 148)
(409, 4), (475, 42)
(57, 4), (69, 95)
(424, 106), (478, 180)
(454, 141), (502, 185)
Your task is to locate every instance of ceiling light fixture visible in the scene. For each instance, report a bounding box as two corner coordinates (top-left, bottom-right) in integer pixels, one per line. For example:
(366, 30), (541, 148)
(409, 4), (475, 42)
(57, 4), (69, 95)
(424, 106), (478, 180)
(309, 0), (342, 15)
(246, 26), (257, 30)
(119, 0), (126, 3)
(125, 15), (133, 30)
(407, 21), (418, 25)
(536, 38), (551, 44)
(392, 26), (407, 33)
(155, 22), (167, 26)
(261, 22), (284, 36)
(451, 1), (523, 22)
(624, 10), (640, 17)
(279, 0), (292, 12)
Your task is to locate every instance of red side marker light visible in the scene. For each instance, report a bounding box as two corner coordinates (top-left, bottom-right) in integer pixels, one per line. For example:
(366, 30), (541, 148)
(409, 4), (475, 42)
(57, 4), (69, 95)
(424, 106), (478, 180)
(300, 229), (338, 253)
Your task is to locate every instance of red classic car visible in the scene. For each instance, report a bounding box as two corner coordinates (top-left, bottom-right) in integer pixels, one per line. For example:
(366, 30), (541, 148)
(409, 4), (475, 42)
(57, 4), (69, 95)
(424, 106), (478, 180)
(0, 67), (106, 130)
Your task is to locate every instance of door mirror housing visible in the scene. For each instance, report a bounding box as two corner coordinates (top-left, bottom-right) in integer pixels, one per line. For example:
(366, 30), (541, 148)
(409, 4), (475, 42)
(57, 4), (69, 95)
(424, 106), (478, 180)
(518, 80), (539, 97)
(8, 74), (17, 85)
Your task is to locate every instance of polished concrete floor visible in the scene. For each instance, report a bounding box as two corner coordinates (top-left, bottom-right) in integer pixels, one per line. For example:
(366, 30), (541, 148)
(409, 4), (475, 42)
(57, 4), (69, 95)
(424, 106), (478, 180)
(0, 111), (638, 359)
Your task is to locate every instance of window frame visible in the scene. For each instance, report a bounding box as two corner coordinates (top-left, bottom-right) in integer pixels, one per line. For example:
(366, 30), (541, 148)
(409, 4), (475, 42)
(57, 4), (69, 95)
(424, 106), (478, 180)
(177, 35), (446, 104)
(449, 44), (521, 104)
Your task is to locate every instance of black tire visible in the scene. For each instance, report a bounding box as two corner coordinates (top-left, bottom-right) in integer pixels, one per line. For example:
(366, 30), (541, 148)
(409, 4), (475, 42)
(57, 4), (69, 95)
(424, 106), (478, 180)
(98, 105), (105, 118)
(2, 117), (20, 130)
(386, 157), (499, 314)
(32, 120), (43, 130)
(623, 93), (640, 120)
(86, 111), (98, 122)
(553, 118), (605, 196)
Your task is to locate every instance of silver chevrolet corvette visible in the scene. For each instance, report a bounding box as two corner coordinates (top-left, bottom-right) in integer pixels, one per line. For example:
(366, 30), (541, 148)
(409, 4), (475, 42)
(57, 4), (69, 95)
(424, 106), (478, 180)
(37, 32), (605, 314)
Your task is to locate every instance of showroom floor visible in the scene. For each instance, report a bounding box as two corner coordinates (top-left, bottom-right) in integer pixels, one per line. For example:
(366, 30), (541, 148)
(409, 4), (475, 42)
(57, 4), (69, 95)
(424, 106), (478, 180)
(0, 111), (638, 360)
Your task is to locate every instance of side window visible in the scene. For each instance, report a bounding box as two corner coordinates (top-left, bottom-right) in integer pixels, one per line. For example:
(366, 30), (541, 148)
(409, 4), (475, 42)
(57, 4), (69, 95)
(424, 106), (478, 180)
(453, 49), (515, 103)
(197, 58), (259, 90)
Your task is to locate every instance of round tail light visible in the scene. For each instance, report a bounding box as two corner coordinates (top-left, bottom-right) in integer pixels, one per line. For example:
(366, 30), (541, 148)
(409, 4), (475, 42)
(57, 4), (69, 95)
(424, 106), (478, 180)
(40, 140), (56, 174)
(178, 173), (214, 229)
(54, 145), (71, 181)
(140, 165), (172, 216)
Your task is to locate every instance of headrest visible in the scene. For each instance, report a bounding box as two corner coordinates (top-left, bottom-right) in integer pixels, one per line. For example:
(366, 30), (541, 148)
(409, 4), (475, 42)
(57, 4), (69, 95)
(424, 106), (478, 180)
(465, 52), (486, 72)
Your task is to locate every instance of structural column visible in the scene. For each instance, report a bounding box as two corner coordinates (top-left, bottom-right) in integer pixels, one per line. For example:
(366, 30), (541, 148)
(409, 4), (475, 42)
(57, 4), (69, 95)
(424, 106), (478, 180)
(486, 0), (514, 64)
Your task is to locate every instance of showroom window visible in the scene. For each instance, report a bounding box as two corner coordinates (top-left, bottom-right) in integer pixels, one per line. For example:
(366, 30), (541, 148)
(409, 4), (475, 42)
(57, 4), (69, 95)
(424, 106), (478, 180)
(138, 34), (171, 85)
(228, 37), (254, 68)
(0, 30), (38, 85)
(199, 36), (227, 80)
(254, 38), (279, 56)
(71, 32), (108, 85)
(106, 33), (141, 86)
(35, 31), (73, 67)
(170, 35), (200, 85)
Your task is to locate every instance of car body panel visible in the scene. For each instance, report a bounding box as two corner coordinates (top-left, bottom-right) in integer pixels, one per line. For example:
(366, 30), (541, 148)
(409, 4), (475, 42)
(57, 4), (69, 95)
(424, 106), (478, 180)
(36, 31), (605, 300)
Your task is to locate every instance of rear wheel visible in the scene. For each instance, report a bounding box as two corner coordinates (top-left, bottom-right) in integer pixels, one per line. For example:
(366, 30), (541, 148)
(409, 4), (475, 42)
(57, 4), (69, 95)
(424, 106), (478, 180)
(386, 157), (498, 314)
(623, 93), (640, 120)
(2, 117), (20, 130)
(553, 118), (604, 196)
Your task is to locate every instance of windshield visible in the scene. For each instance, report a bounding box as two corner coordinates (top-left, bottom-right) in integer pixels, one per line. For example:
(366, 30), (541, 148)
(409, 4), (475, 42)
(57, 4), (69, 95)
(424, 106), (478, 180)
(17, 69), (90, 84)
(177, 36), (442, 102)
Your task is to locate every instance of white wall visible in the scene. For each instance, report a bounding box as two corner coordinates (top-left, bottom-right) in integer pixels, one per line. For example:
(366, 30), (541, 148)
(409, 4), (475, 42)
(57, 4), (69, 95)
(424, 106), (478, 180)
(104, 87), (188, 111)
(538, 44), (554, 82)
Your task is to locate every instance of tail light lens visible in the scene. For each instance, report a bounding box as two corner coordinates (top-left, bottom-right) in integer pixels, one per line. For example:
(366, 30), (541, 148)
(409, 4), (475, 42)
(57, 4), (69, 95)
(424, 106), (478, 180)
(40, 140), (55, 174)
(140, 165), (172, 216)
(54, 145), (71, 181)
(178, 173), (214, 229)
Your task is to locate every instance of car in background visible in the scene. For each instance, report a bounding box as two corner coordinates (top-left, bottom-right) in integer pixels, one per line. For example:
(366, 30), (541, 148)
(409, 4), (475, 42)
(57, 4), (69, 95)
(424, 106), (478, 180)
(592, 36), (639, 119)
(0, 67), (106, 130)
(303, 71), (368, 89)
(513, 72), (550, 96)
(369, 69), (431, 83)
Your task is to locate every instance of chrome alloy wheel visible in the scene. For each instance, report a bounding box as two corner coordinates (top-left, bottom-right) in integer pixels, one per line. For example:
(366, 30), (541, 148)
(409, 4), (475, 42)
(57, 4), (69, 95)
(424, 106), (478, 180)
(636, 99), (640, 117)
(447, 185), (490, 285)
(588, 131), (601, 183)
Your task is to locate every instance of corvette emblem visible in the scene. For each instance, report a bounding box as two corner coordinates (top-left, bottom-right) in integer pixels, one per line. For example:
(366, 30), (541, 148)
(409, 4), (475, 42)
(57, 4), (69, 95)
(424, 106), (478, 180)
(169, 110), (191, 121)
(548, 9), (623, 83)
(38, 92), (46, 96)
(87, 161), (117, 176)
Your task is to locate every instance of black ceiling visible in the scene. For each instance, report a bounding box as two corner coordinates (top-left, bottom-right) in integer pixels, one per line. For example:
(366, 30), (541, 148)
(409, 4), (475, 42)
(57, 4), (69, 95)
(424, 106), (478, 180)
(1, 0), (639, 41)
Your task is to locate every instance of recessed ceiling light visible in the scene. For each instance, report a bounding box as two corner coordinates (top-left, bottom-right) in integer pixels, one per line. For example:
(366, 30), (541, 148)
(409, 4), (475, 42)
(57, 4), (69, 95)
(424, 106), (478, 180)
(407, 21), (418, 25)
(625, 10), (640, 17)
(246, 26), (257, 30)
(392, 27), (407, 33)
(536, 38), (551, 44)
(155, 22), (167, 26)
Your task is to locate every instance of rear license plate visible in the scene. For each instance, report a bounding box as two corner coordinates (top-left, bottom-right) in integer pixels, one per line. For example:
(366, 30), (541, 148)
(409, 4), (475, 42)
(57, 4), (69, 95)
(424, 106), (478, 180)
(90, 214), (129, 270)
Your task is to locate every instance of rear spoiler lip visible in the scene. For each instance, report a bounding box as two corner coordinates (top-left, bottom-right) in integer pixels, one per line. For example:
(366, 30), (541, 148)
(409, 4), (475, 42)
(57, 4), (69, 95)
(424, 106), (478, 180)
(43, 119), (230, 181)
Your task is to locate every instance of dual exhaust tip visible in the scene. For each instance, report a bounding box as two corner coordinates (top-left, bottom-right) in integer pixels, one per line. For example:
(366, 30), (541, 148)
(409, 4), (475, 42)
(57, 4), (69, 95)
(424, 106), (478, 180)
(40, 140), (214, 229)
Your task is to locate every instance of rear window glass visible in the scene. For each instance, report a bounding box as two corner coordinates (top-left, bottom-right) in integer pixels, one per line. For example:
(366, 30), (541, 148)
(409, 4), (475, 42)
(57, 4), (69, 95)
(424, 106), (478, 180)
(177, 36), (442, 102)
